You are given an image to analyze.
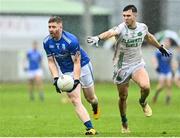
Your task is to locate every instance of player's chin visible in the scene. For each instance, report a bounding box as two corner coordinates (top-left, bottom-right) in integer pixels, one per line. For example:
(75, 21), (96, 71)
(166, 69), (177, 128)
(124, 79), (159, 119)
(125, 22), (130, 26)
(50, 33), (54, 37)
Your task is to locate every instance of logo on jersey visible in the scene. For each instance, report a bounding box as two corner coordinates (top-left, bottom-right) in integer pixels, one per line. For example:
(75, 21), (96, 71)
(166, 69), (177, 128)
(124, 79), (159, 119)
(130, 31), (136, 37)
(121, 38), (143, 47)
(49, 45), (55, 48)
(62, 44), (66, 50)
(56, 43), (60, 49)
(138, 32), (142, 36)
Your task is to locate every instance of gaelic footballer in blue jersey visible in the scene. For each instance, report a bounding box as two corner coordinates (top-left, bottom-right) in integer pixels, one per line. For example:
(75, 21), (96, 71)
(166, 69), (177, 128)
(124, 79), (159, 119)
(26, 41), (44, 101)
(152, 38), (174, 104)
(43, 16), (98, 135)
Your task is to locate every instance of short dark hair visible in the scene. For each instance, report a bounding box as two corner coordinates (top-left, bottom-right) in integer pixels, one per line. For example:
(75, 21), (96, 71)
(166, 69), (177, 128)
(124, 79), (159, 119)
(48, 16), (62, 23)
(123, 5), (137, 13)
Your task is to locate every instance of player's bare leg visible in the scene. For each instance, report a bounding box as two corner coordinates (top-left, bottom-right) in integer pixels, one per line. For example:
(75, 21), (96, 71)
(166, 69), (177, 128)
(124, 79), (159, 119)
(117, 83), (130, 133)
(132, 67), (152, 117)
(35, 75), (44, 101)
(67, 84), (97, 135)
(67, 84), (90, 121)
(83, 86), (100, 120)
(165, 78), (172, 105)
(28, 79), (35, 101)
(152, 79), (164, 103)
(60, 93), (70, 104)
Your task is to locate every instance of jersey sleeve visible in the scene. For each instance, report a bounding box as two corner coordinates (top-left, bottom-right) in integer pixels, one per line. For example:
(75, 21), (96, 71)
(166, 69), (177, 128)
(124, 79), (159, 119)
(143, 23), (149, 35)
(43, 41), (52, 57)
(155, 50), (161, 59)
(69, 38), (80, 55)
(109, 23), (124, 35)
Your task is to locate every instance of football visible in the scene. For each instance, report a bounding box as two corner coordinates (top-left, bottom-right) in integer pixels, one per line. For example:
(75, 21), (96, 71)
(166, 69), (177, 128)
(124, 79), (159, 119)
(57, 75), (74, 92)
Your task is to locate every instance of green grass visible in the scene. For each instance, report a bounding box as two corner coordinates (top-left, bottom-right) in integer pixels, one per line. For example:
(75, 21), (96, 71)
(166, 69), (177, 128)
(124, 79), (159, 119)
(0, 82), (180, 137)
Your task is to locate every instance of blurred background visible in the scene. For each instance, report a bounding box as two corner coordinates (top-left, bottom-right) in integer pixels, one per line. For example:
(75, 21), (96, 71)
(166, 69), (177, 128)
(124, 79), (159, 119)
(0, 0), (180, 82)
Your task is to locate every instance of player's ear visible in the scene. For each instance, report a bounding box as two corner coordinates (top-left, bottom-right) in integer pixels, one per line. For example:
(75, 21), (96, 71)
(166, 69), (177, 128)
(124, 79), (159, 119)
(58, 22), (63, 30)
(133, 12), (137, 18)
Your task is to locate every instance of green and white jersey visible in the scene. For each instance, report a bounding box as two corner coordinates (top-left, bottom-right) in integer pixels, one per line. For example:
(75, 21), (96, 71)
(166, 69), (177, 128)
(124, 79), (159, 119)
(112, 22), (148, 68)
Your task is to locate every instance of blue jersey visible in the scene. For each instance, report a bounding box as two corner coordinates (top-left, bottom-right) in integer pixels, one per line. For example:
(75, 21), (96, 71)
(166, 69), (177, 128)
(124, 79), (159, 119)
(27, 49), (42, 71)
(43, 31), (90, 73)
(155, 50), (172, 74)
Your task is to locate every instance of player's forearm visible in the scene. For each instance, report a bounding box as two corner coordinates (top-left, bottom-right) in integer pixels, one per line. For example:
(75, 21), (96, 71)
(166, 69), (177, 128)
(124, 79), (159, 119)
(72, 53), (81, 80)
(73, 62), (81, 80)
(98, 30), (116, 40)
(48, 59), (59, 78)
(146, 33), (161, 49)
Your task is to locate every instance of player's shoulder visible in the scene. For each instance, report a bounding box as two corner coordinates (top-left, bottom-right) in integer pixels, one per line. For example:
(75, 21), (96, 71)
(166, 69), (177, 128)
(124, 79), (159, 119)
(110, 22), (126, 33)
(155, 50), (161, 56)
(137, 22), (148, 29)
(27, 49), (33, 54)
(26, 49), (35, 57)
(43, 35), (52, 44)
(62, 31), (79, 44)
(116, 22), (126, 29)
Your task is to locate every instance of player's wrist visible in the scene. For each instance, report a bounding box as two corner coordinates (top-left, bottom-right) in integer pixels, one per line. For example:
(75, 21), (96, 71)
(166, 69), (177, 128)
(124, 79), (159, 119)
(53, 77), (59, 81)
(53, 77), (59, 84)
(159, 45), (164, 49)
(74, 79), (80, 83)
(97, 35), (101, 40)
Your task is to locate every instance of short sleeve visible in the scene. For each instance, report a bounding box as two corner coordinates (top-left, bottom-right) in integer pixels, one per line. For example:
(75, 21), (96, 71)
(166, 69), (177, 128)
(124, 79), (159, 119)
(69, 38), (80, 55)
(109, 23), (124, 35)
(43, 41), (52, 57)
(155, 50), (161, 59)
(143, 23), (149, 35)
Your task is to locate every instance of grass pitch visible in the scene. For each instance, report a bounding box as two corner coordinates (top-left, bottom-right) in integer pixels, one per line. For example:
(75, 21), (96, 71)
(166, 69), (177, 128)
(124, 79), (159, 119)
(0, 82), (180, 137)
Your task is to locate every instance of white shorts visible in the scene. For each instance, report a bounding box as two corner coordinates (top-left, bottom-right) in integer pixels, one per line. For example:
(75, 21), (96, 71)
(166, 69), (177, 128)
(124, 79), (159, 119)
(27, 69), (43, 79)
(64, 62), (94, 88)
(158, 72), (172, 80)
(113, 62), (145, 84)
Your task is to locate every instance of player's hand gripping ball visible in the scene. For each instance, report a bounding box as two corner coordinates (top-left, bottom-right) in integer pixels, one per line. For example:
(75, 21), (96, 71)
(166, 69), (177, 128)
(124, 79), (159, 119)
(57, 75), (74, 92)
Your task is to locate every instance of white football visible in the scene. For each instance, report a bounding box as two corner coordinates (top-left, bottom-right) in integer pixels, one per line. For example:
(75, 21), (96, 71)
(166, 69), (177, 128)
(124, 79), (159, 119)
(57, 75), (74, 92)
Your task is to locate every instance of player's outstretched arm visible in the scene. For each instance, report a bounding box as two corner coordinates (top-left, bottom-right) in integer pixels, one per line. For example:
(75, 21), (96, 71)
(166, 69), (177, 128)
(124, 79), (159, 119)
(87, 36), (100, 47)
(145, 32), (171, 57)
(145, 32), (161, 49)
(158, 46), (171, 57)
(87, 30), (118, 47)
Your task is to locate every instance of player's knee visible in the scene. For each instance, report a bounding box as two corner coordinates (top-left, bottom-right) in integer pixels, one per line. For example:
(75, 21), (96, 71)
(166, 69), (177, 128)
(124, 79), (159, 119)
(140, 84), (150, 92)
(119, 94), (128, 101)
(85, 95), (96, 103)
(69, 97), (80, 106)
